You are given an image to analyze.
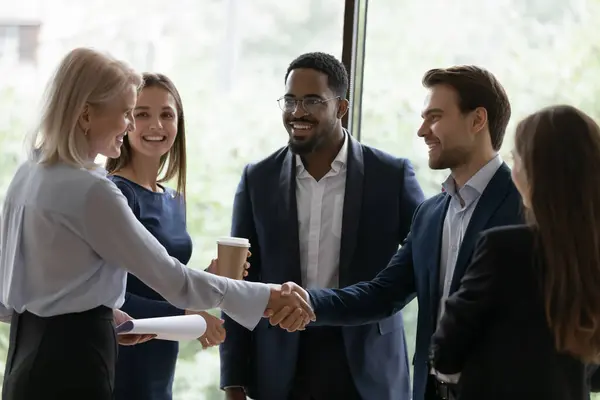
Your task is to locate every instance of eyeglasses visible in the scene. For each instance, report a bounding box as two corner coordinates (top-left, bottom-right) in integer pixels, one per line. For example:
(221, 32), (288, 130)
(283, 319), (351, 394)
(277, 96), (340, 114)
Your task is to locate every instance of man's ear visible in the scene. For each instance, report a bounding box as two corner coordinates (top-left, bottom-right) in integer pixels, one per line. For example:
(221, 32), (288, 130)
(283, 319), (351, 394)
(472, 106), (488, 134)
(337, 98), (349, 119)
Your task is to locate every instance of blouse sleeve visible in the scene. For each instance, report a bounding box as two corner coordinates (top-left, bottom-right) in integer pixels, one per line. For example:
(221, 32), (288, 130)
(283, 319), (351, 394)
(81, 178), (270, 331)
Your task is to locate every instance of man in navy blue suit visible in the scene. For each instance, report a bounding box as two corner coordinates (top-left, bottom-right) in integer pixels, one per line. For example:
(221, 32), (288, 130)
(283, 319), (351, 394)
(269, 66), (523, 400)
(219, 52), (425, 400)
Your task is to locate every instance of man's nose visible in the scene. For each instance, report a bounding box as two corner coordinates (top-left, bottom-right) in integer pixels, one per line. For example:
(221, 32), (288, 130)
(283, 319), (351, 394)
(291, 101), (307, 117)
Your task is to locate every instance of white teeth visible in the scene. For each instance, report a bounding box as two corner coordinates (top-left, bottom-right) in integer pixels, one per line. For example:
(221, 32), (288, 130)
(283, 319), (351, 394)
(143, 136), (166, 142)
(291, 124), (312, 130)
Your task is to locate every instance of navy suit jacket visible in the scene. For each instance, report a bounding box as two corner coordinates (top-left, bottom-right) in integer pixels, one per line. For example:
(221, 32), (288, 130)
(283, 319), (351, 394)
(219, 134), (425, 400)
(308, 163), (523, 400)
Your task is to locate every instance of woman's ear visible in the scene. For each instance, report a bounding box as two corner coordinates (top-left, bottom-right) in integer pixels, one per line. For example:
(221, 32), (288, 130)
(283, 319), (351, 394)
(78, 103), (91, 132)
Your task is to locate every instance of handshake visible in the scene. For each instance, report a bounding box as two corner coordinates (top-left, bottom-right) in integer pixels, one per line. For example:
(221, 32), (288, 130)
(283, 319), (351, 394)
(264, 282), (315, 332)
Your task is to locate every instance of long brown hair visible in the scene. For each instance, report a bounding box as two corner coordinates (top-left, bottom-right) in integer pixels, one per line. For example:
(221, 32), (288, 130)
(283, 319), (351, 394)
(515, 104), (600, 362)
(105, 73), (187, 200)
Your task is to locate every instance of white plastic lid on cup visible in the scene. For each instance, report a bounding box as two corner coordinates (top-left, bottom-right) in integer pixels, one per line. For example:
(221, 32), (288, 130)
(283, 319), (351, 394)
(217, 237), (250, 247)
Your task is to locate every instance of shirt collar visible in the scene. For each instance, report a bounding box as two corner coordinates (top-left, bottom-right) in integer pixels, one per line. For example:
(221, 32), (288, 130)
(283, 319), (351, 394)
(295, 131), (349, 176)
(442, 154), (503, 202)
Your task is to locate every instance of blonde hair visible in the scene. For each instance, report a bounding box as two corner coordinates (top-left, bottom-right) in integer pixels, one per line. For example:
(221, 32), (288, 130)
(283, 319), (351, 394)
(30, 47), (142, 168)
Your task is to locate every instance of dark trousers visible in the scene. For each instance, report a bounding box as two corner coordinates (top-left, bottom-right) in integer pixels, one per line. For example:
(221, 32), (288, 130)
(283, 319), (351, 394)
(425, 374), (444, 400)
(2, 306), (117, 400)
(288, 326), (361, 400)
(425, 373), (458, 400)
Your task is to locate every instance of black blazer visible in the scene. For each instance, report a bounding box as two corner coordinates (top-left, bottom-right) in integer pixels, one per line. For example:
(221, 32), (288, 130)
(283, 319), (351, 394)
(219, 134), (424, 400)
(431, 224), (597, 400)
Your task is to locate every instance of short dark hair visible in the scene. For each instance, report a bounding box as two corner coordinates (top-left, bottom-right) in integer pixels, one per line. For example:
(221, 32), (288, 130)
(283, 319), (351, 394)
(422, 65), (511, 151)
(285, 52), (349, 98)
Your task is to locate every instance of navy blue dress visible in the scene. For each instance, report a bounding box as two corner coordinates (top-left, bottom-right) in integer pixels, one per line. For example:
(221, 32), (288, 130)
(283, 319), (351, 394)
(110, 176), (192, 400)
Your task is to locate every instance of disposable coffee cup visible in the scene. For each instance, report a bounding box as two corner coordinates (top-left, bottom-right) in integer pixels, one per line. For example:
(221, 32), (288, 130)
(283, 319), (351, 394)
(216, 237), (250, 280)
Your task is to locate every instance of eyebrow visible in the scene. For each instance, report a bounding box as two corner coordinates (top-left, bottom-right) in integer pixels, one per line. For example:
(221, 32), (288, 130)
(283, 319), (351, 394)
(421, 108), (444, 119)
(284, 93), (323, 99)
(134, 105), (176, 111)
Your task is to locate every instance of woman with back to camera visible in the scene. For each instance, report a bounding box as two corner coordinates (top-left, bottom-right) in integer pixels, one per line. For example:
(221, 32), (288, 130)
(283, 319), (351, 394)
(430, 104), (600, 399)
(0, 48), (314, 400)
(105, 72), (231, 400)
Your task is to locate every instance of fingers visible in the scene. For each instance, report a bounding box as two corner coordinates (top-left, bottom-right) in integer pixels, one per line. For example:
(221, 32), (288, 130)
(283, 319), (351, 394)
(269, 305), (291, 325)
(199, 336), (211, 349)
(206, 258), (218, 275)
(279, 308), (306, 332)
(199, 328), (226, 349)
(118, 334), (156, 346)
(198, 317), (227, 349)
(243, 261), (251, 277)
(268, 302), (311, 332)
(138, 334), (156, 344)
(292, 292), (316, 321)
(280, 282), (294, 296)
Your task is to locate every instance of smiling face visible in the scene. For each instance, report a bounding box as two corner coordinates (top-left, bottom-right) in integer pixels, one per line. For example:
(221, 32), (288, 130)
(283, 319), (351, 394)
(129, 86), (178, 159)
(84, 84), (137, 159)
(417, 84), (480, 170)
(282, 68), (346, 155)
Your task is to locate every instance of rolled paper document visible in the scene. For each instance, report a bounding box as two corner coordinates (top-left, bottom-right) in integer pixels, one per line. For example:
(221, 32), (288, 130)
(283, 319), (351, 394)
(116, 314), (207, 341)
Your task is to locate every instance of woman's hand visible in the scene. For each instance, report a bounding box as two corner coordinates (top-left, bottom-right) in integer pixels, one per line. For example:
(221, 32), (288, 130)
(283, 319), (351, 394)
(206, 251), (252, 278)
(113, 309), (156, 346)
(185, 310), (226, 349)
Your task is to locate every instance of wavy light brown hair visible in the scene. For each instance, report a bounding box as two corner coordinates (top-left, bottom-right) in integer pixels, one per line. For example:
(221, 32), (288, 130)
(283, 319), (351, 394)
(515, 104), (600, 363)
(105, 73), (187, 199)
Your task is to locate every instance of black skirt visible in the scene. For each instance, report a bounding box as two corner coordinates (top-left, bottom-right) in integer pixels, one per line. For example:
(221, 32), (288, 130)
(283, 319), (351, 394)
(2, 306), (117, 400)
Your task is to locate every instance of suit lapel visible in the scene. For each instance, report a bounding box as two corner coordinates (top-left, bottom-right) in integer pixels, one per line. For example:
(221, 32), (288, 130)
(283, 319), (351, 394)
(449, 164), (512, 292)
(278, 150), (302, 284)
(338, 135), (364, 287)
(429, 195), (451, 324)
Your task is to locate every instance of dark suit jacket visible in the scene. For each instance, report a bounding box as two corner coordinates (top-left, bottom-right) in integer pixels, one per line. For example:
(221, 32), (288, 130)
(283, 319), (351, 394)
(308, 163), (523, 400)
(219, 134), (425, 400)
(431, 225), (598, 400)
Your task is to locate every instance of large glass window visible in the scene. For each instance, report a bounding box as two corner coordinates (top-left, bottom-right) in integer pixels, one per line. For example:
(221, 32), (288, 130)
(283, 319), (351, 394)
(0, 1), (344, 398)
(359, 0), (600, 370)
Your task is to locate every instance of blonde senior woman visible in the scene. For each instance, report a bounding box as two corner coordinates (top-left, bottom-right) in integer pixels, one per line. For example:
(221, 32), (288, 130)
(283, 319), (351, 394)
(0, 47), (314, 400)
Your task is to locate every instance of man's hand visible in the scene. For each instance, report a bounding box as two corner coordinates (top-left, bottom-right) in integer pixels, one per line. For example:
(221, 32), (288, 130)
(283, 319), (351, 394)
(224, 387), (247, 400)
(206, 252), (252, 278)
(265, 282), (315, 332)
(113, 309), (156, 346)
(188, 310), (226, 349)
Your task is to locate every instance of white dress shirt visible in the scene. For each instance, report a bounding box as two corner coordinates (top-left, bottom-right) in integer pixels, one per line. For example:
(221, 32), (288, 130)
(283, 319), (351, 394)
(433, 154), (503, 383)
(0, 159), (270, 330)
(295, 133), (348, 289)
